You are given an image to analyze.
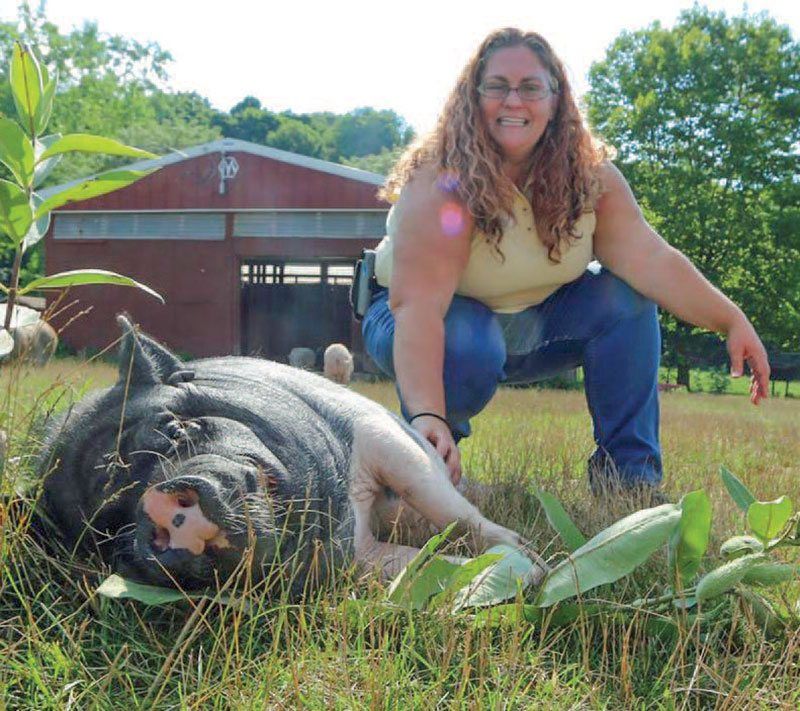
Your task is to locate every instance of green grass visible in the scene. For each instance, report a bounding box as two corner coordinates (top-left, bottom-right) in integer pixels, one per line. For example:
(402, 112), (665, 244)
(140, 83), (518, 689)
(2, 359), (800, 708)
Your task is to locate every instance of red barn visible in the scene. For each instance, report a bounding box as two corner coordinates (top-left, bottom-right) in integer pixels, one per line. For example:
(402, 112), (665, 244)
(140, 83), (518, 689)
(42, 139), (389, 361)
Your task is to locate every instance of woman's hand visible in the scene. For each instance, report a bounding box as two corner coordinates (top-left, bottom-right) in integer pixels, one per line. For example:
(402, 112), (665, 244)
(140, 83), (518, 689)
(412, 415), (462, 485)
(725, 316), (770, 405)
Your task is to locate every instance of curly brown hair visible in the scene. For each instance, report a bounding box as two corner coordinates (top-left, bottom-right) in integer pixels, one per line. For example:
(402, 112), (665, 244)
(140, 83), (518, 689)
(381, 28), (610, 261)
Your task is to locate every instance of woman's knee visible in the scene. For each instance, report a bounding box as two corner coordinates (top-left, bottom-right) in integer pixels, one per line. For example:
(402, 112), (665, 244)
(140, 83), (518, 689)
(443, 297), (506, 387)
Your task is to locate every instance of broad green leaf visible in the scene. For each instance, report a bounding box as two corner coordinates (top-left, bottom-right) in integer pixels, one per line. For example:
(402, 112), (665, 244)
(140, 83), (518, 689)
(10, 43), (43, 135)
(429, 552), (503, 608)
(452, 545), (539, 611)
(0, 328), (14, 357)
(22, 193), (50, 251)
(386, 521), (457, 604)
(0, 118), (35, 187)
(34, 74), (57, 135)
(20, 269), (164, 303)
(741, 562), (798, 587)
(695, 553), (764, 602)
(96, 574), (244, 610)
(534, 487), (587, 552)
(97, 574), (187, 605)
(35, 169), (154, 217)
(0, 179), (33, 244)
(397, 556), (462, 610)
(668, 489), (712, 586)
(37, 134), (158, 163)
(720, 466), (755, 512)
(747, 496), (793, 543)
(33, 135), (63, 188)
(720, 535), (764, 559)
(535, 503), (681, 608)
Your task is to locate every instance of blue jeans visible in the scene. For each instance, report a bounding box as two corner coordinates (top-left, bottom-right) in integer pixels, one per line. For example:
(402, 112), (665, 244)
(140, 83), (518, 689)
(362, 267), (662, 487)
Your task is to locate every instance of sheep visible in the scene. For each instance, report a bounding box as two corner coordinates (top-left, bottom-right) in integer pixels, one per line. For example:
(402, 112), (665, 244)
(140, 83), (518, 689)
(6, 321), (58, 366)
(288, 347), (316, 371)
(323, 343), (353, 385)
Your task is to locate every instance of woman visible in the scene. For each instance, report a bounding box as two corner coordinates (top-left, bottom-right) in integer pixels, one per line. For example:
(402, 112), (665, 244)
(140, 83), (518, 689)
(362, 28), (769, 494)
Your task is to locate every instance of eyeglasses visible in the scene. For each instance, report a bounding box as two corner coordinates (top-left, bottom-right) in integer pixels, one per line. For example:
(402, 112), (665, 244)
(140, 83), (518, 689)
(477, 81), (556, 102)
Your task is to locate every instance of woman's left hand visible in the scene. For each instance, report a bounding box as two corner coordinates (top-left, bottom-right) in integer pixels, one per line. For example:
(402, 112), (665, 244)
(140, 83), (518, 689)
(725, 316), (770, 405)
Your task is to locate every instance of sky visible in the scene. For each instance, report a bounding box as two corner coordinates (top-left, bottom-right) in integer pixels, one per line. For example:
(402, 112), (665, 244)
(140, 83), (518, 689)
(7, 0), (800, 134)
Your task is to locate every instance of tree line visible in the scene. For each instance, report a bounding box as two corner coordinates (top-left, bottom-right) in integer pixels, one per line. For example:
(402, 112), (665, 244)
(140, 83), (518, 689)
(1, 4), (798, 375)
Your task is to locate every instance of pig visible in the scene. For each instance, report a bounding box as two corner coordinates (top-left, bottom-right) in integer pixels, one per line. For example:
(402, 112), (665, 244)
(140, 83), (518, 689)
(38, 316), (544, 594)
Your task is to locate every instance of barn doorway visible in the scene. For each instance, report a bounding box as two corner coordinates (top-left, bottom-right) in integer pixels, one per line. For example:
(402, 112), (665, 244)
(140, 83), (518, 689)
(240, 259), (356, 361)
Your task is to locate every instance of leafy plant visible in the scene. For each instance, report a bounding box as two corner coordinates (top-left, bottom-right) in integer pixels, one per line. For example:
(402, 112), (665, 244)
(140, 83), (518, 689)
(96, 471), (798, 639)
(531, 465), (799, 633)
(0, 42), (162, 354)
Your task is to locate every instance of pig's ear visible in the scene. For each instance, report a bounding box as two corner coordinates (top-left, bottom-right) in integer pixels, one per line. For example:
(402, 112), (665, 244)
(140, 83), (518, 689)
(116, 314), (186, 386)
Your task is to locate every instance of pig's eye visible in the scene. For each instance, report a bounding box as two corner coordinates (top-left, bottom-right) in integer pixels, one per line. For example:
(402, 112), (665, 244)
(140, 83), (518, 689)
(175, 491), (198, 507)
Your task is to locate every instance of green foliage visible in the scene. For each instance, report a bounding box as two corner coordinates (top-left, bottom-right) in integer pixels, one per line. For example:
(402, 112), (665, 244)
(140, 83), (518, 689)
(747, 496), (793, 543)
(695, 553), (765, 602)
(266, 116), (324, 157)
(586, 7), (800, 355)
(705, 366), (731, 395)
(532, 466), (799, 619)
(720, 535), (764, 559)
(450, 546), (537, 610)
(668, 489), (712, 586)
(742, 562), (798, 587)
(34, 169), (154, 215)
(0, 41), (162, 348)
(533, 487), (587, 552)
(535, 504), (682, 607)
(21, 268), (163, 301)
(720, 465), (756, 512)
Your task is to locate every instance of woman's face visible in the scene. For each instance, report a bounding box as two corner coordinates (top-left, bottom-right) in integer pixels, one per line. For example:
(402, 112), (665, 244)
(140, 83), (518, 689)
(478, 45), (557, 170)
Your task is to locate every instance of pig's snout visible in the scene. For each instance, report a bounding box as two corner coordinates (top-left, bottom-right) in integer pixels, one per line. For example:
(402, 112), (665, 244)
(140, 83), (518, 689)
(140, 480), (227, 556)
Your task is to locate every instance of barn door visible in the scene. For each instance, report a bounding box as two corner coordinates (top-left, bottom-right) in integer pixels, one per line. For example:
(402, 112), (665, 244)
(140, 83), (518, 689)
(240, 260), (356, 361)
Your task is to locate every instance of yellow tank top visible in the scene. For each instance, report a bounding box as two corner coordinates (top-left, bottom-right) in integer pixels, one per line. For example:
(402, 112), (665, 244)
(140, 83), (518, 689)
(374, 190), (595, 313)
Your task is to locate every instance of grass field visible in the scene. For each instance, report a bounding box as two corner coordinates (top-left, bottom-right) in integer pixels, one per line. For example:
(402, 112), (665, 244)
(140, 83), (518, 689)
(1, 358), (799, 709)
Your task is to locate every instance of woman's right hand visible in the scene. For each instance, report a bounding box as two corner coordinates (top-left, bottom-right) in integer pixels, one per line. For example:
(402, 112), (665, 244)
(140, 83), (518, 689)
(411, 415), (462, 485)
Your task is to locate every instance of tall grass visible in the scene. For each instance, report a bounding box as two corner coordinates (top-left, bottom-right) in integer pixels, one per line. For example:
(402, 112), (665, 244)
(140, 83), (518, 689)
(1, 361), (799, 708)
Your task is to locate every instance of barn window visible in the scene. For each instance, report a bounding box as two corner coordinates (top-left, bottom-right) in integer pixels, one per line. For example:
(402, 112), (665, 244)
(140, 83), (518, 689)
(240, 261), (354, 285)
(233, 211), (388, 239)
(53, 212), (226, 240)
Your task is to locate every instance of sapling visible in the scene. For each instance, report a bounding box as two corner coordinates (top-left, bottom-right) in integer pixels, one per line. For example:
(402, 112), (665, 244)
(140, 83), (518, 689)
(0, 41), (162, 355)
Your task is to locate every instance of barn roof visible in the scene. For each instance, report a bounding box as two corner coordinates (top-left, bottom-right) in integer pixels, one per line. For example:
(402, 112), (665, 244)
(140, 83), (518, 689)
(39, 138), (386, 199)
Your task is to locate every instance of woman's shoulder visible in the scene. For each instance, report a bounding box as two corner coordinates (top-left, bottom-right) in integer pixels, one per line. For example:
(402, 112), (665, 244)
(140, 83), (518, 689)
(392, 164), (473, 237)
(593, 161), (637, 217)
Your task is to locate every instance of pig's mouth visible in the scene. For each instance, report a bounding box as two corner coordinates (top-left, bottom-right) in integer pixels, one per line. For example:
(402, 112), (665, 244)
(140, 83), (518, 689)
(127, 456), (280, 587)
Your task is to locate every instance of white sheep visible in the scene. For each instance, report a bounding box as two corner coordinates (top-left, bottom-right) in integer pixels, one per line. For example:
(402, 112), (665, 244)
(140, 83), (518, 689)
(288, 347), (316, 371)
(323, 343), (353, 385)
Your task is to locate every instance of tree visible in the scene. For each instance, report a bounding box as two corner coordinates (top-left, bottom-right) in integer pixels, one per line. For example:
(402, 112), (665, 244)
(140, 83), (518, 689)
(586, 8), (800, 385)
(341, 145), (406, 176)
(265, 115), (323, 157)
(212, 96), (278, 143)
(332, 107), (412, 159)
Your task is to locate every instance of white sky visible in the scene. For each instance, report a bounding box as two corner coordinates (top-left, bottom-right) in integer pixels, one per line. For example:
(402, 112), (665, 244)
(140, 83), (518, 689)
(9, 0), (800, 134)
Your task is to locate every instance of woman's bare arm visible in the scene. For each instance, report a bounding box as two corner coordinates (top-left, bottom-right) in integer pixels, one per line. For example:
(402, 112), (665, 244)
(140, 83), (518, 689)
(389, 165), (473, 480)
(593, 162), (770, 403)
